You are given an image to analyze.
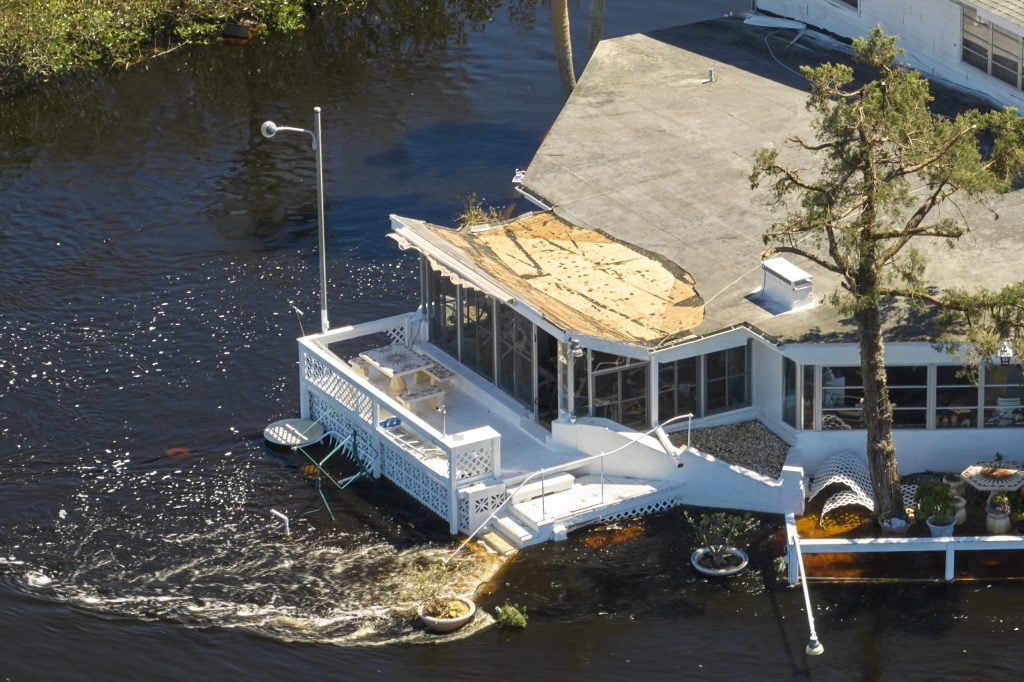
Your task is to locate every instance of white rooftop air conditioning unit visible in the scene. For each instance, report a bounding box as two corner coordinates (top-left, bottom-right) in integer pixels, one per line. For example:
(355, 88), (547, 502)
(761, 257), (813, 311)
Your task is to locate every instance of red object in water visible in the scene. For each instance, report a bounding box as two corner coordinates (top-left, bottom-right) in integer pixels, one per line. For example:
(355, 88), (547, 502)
(165, 447), (191, 458)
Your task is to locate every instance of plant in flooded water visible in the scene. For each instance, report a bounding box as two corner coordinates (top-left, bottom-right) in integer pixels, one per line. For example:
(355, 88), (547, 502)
(410, 561), (468, 619)
(495, 601), (528, 629)
(683, 510), (753, 567)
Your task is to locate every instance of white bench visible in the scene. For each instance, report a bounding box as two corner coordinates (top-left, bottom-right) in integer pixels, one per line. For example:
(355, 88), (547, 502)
(422, 362), (455, 387)
(348, 356), (371, 377)
(397, 385), (445, 410)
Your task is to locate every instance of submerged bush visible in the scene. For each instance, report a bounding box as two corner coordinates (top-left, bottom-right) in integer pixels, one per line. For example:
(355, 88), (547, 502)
(0, 0), (328, 93)
(494, 601), (528, 629)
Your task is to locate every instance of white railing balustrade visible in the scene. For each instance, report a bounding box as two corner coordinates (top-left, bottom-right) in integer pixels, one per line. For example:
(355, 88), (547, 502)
(297, 316), (501, 534)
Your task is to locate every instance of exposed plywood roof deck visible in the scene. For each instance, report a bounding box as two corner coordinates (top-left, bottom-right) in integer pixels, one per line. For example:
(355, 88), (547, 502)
(395, 212), (705, 347)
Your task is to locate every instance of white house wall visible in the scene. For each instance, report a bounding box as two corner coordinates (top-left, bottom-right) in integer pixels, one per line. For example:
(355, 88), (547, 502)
(756, 0), (1024, 110)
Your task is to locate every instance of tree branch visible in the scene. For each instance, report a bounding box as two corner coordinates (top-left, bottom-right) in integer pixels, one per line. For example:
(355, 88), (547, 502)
(878, 183), (957, 263)
(762, 246), (844, 275)
(883, 124), (978, 181)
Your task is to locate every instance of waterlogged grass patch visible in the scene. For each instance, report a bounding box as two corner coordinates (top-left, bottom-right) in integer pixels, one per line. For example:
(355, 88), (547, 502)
(494, 601), (527, 629)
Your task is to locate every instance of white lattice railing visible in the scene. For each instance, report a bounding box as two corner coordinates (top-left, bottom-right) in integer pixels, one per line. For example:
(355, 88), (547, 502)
(297, 317), (501, 533)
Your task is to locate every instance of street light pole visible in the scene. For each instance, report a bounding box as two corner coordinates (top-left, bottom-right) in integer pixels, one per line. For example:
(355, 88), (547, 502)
(261, 106), (330, 334)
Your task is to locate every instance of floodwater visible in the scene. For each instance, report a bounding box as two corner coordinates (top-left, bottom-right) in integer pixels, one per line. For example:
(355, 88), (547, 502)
(1, 1), (1022, 679)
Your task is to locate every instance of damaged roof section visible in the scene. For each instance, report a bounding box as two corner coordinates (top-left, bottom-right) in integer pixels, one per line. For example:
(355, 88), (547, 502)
(392, 211), (704, 347)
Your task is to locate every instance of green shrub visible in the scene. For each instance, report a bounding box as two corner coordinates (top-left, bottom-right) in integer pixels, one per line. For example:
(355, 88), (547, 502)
(494, 601), (528, 629)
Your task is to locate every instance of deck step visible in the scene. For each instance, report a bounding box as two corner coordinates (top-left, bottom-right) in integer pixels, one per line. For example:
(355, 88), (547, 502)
(479, 531), (516, 556)
(492, 512), (535, 546)
(509, 472), (575, 504)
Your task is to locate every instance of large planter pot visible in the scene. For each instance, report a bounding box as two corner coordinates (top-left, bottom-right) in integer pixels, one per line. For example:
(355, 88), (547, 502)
(943, 474), (966, 498)
(417, 597), (476, 633)
(690, 546), (749, 577)
(926, 515), (955, 537)
(953, 496), (967, 526)
(987, 510), (1012, 534)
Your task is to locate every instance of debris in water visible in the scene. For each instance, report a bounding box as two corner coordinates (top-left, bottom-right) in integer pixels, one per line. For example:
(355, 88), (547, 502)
(165, 447), (191, 458)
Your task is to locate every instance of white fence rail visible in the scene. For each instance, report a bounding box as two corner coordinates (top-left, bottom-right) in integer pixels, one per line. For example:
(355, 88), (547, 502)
(784, 513), (1024, 583)
(297, 314), (500, 533)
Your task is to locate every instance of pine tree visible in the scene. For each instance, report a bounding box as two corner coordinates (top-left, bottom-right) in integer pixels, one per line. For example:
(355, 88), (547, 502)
(750, 29), (1024, 522)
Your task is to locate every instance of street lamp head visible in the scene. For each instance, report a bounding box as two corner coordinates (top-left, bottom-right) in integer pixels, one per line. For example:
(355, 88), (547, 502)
(260, 120), (278, 139)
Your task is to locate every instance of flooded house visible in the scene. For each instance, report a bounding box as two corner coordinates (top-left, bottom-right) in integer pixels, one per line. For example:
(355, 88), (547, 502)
(294, 17), (1024, 558)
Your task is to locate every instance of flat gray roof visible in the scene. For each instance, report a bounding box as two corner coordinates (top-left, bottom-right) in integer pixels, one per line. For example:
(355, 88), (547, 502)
(521, 18), (1024, 344)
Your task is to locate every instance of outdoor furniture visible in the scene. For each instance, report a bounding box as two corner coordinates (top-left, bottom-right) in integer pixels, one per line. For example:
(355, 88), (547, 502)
(348, 356), (371, 377)
(987, 397), (1022, 426)
(423, 362), (455, 388)
(359, 343), (434, 395)
(960, 460), (1024, 502)
(397, 385), (445, 411)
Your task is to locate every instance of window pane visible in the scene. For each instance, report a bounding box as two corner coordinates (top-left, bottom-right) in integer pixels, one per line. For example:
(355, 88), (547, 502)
(991, 61), (1019, 86)
(822, 410), (862, 429)
(783, 358), (797, 427)
(937, 386), (978, 407)
(594, 372), (618, 406)
(892, 410), (927, 428)
(937, 365), (973, 385)
(803, 365), (815, 429)
(984, 408), (1024, 427)
(889, 387), (927, 408)
(726, 375), (747, 407)
(622, 366), (647, 401)
(707, 378), (726, 412)
(460, 289), (494, 380)
(823, 366), (862, 386)
(592, 350), (629, 372)
(993, 25), (1019, 54)
(726, 346), (747, 377)
(937, 409), (976, 428)
(706, 349), (727, 380)
(985, 365), (1023, 385)
(963, 47), (989, 70)
(620, 398), (647, 430)
(887, 366), (926, 385)
(984, 387), (1024, 406)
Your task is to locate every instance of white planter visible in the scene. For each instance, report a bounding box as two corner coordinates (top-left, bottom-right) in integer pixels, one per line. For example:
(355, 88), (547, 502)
(690, 546), (749, 577)
(954, 496), (967, 526)
(926, 515), (955, 537)
(987, 510), (1012, 534)
(417, 597), (476, 633)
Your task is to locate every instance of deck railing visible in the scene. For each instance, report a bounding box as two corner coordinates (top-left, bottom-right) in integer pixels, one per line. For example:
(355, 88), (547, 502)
(784, 512), (1024, 583)
(297, 313), (500, 532)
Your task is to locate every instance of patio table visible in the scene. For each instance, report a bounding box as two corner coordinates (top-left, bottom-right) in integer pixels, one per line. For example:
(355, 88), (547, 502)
(959, 460), (1024, 503)
(359, 343), (433, 395)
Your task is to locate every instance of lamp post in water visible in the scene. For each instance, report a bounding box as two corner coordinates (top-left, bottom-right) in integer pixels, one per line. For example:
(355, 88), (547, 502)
(260, 107), (329, 334)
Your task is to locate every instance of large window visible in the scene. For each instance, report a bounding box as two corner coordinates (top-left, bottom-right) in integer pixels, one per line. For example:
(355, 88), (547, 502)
(802, 365), (815, 429)
(887, 366), (927, 429)
(705, 344), (750, 414)
(984, 365), (1024, 427)
(962, 8), (1023, 90)
(936, 365), (979, 428)
(459, 288), (494, 381)
(496, 305), (533, 409)
(426, 265), (458, 358)
(835, 0), (858, 9)
(659, 357), (698, 423)
(592, 351), (649, 430)
(821, 366), (863, 429)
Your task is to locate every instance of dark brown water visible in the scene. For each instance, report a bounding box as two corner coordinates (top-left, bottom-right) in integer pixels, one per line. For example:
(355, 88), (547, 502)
(2, 2), (1023, 679)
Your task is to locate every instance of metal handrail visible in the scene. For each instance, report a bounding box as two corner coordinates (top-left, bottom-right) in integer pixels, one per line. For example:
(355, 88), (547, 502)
(445, 413), (694, 563)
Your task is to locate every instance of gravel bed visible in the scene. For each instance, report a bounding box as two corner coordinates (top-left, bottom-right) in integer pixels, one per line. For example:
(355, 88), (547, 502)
(669, 420), (789, 479)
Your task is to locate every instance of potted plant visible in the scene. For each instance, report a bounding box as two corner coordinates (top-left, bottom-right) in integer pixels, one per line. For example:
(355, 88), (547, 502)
(915, 480), (956, 537)
(987, 492), (1012, 534)
(411, 562), (476, 633)
(683, 509), (753, 577)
